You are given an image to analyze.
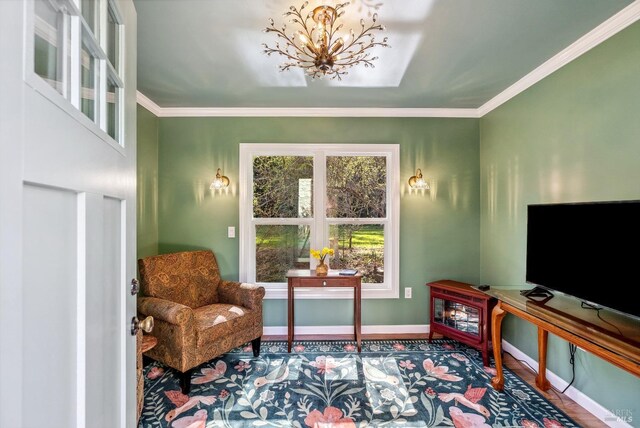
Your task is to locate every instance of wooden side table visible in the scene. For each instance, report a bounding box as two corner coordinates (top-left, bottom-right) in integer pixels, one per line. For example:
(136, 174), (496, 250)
(286, 269), (362, 352)
(426, 280), (496, 366)
(137, 333), (157, 422)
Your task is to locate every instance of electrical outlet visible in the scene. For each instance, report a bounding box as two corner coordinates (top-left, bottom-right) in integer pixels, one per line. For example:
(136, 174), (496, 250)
(228, 226), (236, 238)
(405, 287), (412, 299)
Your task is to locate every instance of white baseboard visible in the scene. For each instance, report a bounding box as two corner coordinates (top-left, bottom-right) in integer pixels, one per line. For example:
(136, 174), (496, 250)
(263, 324), (429, 336)
(502, 340), (632, 428)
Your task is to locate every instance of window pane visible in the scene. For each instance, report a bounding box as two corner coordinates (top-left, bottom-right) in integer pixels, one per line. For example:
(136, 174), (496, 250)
(80, 33), (97, 121)
(106, 76), (119, 141)
(34, 0), (64, 94)
(253, 156), (313, 218)
(106, 8), (119, 70)
(326, 156), (386, 218)
(329, 224), (384, 283)
(81, 0), (97, 34)
(256, 225), (311, 282)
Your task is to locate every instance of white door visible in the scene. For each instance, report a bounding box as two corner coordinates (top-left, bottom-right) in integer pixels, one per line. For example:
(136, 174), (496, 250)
(0, 0), (137, 427)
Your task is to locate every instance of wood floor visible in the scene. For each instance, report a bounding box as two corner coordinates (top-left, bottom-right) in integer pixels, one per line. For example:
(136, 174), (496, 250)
(502, 353), (606, 427)
(263, 334), (605, 427)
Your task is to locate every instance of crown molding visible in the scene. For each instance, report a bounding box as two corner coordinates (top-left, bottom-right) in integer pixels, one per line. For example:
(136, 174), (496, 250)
(136, 0), (640, 119)
(477, 0), (640, 116)
(136, 91), (163, 116)
(132, 98), (479, 118)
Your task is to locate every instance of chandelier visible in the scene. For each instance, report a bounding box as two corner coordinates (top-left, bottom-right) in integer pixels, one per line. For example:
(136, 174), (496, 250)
(263, 1), (389, 80)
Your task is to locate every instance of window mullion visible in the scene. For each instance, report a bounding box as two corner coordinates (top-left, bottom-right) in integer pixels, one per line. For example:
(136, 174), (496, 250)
(69, 15), (81, 109)
(61, 13), (70, 99)
(252, 218), (313, 225)
(327, 218), (389, 224)
(313, 151), (327, 263)
(98, 59), (106, 130)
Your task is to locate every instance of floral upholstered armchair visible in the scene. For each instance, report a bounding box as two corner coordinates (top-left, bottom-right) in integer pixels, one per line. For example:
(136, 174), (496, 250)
(137, 250), (265, 393)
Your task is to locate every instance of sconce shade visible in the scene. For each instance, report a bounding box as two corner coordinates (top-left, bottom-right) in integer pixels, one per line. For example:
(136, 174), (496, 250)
(211, 168), (230, 190)
(408, 169), (429, 190)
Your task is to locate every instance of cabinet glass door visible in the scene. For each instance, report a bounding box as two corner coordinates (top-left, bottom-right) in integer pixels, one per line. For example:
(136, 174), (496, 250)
(433, 298), (480, 336)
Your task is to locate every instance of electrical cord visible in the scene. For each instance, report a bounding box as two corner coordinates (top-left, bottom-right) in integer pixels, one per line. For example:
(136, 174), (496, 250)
(580, 301), (624, 336)
(504, 350), (538, 375)
(560, 344), (577, 394)
(504, 348), (574, 402)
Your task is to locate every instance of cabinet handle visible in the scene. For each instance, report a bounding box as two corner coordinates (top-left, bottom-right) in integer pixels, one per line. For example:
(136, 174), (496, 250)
(323, 281), (327, 286)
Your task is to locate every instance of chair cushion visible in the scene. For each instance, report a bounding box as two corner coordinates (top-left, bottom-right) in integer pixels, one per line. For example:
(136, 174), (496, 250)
(138, 250), (220, 308)
(194, 303), (254, 348)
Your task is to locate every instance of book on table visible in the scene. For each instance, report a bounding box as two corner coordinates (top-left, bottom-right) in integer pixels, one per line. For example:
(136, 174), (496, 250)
(339, 269), (358, 276)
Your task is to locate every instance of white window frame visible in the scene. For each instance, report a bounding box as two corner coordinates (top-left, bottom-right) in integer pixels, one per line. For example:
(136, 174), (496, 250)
(24, 0), (125, 150)
(240, 143), (400, 299)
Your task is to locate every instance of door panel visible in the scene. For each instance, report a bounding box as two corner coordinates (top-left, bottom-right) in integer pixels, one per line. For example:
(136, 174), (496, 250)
(86, 196), (123, 425)
(22, 184), (78, 428)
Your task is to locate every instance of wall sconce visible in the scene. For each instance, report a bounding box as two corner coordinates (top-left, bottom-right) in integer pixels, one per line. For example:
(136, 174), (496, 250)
(408, 168), (429, 190)
(210, 168), (230, 190)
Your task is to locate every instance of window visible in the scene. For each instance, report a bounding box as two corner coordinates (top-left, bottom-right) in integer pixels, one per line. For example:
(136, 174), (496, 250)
(240, 144), (399, 299)
(29, 0), (125, 146)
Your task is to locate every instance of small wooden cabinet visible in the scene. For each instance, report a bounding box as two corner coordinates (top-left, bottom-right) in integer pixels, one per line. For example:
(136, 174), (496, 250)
(426, 280), (496, 366)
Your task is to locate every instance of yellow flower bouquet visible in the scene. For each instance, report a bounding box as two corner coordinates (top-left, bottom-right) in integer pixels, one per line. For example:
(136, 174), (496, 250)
(311, 247), (334, 275)
(310, 247), (334, 264)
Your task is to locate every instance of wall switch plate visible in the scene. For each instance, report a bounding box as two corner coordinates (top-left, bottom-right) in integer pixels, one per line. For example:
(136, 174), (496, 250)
(405, 287), (412, 299)
(227, 226), (235, 238)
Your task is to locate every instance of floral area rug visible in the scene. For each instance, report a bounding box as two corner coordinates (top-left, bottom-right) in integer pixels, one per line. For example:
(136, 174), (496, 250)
(139, 340), (578, 428)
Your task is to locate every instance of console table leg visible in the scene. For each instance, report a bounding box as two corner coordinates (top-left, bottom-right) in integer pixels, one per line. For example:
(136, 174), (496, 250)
(536, 328), (552, 391)
(491, 302), (506, 391)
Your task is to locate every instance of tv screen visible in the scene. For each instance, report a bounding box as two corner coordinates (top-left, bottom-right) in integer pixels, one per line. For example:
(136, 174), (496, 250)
(526, 200), (640, 319)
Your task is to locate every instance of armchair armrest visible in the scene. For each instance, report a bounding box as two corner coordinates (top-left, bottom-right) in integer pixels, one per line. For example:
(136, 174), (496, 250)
(218, 281), (265, 310)
(138, 297), (194, 326)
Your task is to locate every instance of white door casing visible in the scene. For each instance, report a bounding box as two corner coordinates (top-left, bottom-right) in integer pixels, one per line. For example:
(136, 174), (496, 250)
(0, 0), (137, 426)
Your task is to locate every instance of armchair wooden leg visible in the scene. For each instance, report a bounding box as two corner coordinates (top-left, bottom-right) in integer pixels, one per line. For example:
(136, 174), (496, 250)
(179, 368), (194, 395)
(252, 337), (262, 357)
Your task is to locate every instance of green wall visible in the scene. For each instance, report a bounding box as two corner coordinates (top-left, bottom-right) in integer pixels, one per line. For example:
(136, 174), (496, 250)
(480, 21), (640, 418)
(156, 117), (480, 327)
(137, 105), (159, 258)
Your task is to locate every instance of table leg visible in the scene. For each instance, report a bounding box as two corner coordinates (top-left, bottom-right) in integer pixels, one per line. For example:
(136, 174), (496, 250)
(536, 327), (552, 390)
(355, 283), (361, 352)
(482, 312), (490, 366)
(491, 301), (506, 391)
(288, 281), (293, 353)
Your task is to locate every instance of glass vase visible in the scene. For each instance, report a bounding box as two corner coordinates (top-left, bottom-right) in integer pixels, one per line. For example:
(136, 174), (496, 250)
(315, 261), (328, 276)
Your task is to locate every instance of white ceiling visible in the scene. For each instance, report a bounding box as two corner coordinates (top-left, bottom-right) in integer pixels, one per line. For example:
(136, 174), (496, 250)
(134, 0), (633, 109)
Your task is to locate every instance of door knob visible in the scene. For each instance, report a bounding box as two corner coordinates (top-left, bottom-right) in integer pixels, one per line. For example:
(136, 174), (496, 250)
(130, 278), (139, 295)
(131, 316), (154, 335)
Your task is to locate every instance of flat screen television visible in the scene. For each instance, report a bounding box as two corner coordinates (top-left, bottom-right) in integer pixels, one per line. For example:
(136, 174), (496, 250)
(526, 200), (640, 319)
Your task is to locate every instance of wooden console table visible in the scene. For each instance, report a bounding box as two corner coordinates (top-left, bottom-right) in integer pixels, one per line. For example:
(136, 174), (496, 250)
(485, 287), (640, 391)
(286, 269), (362, 352)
